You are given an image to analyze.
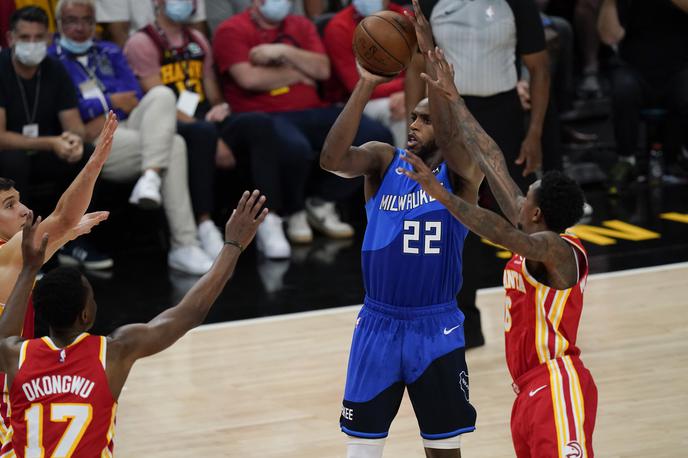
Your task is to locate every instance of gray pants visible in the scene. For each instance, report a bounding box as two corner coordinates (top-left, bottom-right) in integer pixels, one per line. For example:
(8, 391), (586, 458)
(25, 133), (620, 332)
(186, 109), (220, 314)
(100, 86), (198, 248)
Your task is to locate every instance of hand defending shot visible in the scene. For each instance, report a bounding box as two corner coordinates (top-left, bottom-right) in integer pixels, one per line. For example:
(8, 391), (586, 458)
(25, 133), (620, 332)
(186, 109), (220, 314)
(224, 190), (269, 251)
(406, 0), (434, 55)
(89, 111), (118, 170)
(398, 150), (451, 204)
(21, 211), (48, 274)
(420, 48), (461, 103)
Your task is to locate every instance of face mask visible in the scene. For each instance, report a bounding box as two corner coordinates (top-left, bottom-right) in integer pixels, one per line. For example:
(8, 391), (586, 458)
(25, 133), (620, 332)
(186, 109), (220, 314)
(259, 0), (291, 23)
(59, 36), (93, 55)
(352, 0), (384, 17)
(165, 0), (194, 23)
(14, 41), (47, 66)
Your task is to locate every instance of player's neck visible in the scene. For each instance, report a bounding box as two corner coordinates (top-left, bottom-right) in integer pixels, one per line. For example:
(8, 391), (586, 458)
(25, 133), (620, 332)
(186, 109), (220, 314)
(49, 329), (85, 348)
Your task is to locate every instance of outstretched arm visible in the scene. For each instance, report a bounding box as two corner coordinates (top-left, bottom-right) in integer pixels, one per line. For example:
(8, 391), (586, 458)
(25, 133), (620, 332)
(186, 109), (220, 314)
(0, 112), (118, 266)
(320, 66), (395, 182)
(407, 0), (483, 203)
(422, 49), (525, 225)
(398, 151), (564, 264)
(0, 214), (47, 376)
(108, 191), (267, 364)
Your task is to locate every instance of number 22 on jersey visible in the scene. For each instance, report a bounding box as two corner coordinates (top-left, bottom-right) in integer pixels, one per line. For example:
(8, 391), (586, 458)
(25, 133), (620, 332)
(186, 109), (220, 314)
(402, 220), (442, 255)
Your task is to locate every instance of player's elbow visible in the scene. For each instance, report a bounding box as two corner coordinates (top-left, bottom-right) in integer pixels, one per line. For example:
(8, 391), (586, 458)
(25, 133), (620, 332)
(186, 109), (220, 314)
(319, 153), (338, 172)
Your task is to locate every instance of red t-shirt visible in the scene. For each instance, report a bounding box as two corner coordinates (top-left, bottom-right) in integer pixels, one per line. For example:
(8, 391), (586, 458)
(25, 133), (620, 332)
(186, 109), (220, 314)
(323, 4), (407, 103)
(213, 9), (326, 113)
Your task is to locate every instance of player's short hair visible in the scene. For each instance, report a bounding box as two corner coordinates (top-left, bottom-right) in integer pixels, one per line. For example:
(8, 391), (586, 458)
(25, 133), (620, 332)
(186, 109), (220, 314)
(534, 171), (585, 233)
(10, 6), (49, 31)
(34, 267), (89, 330)
(0, 178), (15, 192)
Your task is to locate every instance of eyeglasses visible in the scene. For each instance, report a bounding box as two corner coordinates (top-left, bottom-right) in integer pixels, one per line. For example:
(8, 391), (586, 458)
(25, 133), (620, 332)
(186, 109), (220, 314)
(60, 16), (96, 28)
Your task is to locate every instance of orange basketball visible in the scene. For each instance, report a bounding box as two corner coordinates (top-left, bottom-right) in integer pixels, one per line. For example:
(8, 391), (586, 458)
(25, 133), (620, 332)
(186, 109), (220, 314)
(353, 10), (417, 77)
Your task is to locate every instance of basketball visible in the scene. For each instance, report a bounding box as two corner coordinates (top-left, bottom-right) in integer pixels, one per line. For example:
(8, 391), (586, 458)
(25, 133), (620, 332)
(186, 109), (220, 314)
(353, 10), (417, 77)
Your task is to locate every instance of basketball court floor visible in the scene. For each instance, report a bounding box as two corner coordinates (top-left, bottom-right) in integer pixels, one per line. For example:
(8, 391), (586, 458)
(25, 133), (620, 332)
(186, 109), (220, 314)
(114, 262), (688, 457)
(85, 177), (688, 457)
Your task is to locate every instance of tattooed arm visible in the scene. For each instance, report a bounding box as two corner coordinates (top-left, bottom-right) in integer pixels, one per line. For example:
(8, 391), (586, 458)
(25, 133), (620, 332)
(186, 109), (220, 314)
(407, 1), (483, 204)
(421, 49), (525, 226)
(398, 151), (572, 275)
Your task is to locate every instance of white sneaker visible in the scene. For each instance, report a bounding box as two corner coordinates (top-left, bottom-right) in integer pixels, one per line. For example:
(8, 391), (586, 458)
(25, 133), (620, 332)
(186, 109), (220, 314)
(129, 169), (162, 209)
(286, 210), (313, 244)
(256, 213), (291, 259)
(168, 245), (213, 275)
(197, 220), (224, 259)
(305, 199), (354, 239)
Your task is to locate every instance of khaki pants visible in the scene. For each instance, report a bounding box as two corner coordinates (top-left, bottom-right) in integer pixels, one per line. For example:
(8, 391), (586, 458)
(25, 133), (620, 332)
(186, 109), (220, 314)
(100, 86), (198, 248)
(363, 97), (407, 149)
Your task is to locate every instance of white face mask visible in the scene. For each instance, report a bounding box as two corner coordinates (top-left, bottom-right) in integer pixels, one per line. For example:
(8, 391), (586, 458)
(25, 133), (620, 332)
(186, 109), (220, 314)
(352, 0), (384, 16)
(14, 41), (47, 66)
(259, 0), (291, 23)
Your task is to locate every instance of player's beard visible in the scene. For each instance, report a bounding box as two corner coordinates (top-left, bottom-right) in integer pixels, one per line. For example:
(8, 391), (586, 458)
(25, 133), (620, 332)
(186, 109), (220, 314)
(415, 139), (438, 160)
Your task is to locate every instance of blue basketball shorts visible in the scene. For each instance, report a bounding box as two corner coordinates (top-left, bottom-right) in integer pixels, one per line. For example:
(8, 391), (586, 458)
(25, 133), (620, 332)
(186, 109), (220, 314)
(340, 296), (477, 439)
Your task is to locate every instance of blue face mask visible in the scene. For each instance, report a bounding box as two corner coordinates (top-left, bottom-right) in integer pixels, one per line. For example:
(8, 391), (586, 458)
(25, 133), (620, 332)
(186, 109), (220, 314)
(59, 35), (93, 55)
(352, 0), (384, 17)
(259, 0), (291, 23)
(165, 0), (194, 23)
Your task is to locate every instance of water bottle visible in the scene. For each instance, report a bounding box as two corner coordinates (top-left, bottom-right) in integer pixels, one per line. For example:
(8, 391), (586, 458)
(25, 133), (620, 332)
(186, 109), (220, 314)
(649, 143), (664, 186)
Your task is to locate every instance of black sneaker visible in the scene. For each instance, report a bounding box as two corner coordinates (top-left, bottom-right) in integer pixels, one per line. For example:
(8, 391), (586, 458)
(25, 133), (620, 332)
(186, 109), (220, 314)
(608, 160), (636, 195)
(58, 241), (114, 270)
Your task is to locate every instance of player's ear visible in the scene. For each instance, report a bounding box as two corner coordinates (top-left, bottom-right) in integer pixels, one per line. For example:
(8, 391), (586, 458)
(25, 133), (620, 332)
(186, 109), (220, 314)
(532, 206), (543, 224)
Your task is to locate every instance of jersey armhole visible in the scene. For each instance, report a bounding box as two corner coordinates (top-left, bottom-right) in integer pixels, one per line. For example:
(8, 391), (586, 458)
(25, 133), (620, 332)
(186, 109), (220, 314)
(99, 336), (107, 370)
(365, 148), (400, 207)
(18, 340), (29, 369)
(562, 237), (588, 282)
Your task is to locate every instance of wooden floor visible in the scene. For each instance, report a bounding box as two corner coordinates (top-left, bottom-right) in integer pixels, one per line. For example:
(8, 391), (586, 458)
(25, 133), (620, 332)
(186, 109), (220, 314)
(115, 263), (688, 457)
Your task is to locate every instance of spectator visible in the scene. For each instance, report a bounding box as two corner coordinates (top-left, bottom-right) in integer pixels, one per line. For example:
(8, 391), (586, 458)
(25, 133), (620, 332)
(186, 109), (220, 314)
(599, 0), (688, 190)
(407, 0), (550, 349)
(95, 0), (208, 48)
(205, 0), (321, 35)
(323, 0), (408, 148)
(50, 0), (220, 275)
(213, 0), (393, 243)
(0, 6), (112, 269)
(125, 0), (303, 259)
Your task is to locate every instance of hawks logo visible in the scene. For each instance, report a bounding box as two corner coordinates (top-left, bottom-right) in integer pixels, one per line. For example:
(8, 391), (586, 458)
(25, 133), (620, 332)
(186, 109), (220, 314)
(564, 440), (582, 457)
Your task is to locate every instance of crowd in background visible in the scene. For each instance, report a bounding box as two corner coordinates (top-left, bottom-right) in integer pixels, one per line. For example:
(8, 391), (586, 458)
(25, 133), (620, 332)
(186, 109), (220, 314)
(0, 0), (686, 288)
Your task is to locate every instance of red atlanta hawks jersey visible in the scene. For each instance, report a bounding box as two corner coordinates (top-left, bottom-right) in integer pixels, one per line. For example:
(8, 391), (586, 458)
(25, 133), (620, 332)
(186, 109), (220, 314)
(503, 233), (589, 381)
(9, 333), (116, 458)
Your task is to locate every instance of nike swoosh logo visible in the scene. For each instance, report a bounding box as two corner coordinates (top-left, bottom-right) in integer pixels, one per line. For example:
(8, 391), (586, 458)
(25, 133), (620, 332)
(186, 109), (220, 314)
(529, 385), (548, 397)
(443, 324), (462, 335)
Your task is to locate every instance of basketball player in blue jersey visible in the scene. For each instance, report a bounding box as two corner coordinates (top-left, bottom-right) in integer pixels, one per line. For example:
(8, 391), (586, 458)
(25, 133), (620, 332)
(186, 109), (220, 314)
(320, 4), (483, 456)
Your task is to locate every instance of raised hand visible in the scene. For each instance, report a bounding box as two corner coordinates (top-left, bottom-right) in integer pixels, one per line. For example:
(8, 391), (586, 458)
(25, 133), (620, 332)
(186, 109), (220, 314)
(398, 150), (451, 203)
(89, 111), (118, 170)
(405, 0), (434, 54)
(69, 211), (110, 240)
(420, 48), (461, 103)
(356, 61), (393, 86)
(21, 211), (48, 273)
(224, 190), (268, 250)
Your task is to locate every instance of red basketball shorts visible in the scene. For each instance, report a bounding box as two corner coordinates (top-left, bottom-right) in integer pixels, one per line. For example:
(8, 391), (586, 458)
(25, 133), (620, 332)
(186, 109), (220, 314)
(510, 355), (597, 458)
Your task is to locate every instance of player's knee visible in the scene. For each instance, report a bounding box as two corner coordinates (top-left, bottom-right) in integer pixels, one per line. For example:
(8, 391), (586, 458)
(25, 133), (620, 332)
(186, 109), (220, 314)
(346, 436), (385, 458)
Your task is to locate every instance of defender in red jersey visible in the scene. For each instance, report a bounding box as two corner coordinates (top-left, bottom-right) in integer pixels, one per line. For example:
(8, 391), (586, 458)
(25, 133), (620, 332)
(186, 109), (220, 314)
(0, 191), (267, 457)
(0, 112), (117, 448)
(400, 48), (597, 458)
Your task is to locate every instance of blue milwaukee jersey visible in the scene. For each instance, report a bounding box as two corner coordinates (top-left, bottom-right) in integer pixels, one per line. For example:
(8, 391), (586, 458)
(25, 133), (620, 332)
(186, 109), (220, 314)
(362, 149), (469, 307)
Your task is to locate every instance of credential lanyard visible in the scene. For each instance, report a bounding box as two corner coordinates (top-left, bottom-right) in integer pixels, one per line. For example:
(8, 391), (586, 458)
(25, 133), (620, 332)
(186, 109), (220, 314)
(15, 67), (41, 124)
